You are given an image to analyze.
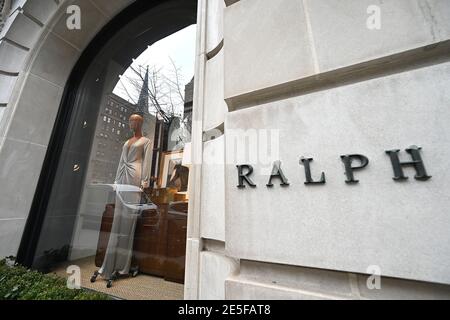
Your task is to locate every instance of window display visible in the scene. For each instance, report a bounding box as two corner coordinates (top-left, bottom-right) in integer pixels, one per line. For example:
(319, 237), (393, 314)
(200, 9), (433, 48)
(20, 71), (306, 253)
(28, 3), (197, 299)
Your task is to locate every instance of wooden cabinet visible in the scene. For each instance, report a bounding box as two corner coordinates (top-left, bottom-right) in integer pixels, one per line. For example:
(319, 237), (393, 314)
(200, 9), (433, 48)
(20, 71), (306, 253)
(95, 201), (188, 283)
(164, 205), (188, 283)
(133, 205), (168, 277)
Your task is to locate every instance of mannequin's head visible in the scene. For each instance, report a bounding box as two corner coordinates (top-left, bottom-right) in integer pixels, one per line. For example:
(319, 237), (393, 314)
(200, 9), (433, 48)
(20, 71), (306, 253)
(129, 114), (144, 132)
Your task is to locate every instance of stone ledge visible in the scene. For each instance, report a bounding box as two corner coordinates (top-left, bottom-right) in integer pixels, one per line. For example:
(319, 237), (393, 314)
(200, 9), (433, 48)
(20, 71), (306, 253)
(224, 0), (450, 110)
(225, 277), (351, 300)
(225, 260), (450, 299)
(226, 40), (450, 111)
(232, 260), (355, 299)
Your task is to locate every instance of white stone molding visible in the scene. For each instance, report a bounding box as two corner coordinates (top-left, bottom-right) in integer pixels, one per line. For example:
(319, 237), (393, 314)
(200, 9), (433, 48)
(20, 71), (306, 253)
(184, 0), (207, 300)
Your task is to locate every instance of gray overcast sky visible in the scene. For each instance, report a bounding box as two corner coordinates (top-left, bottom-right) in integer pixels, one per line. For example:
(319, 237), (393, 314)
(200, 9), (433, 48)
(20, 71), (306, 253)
(113, 24), (197, 107)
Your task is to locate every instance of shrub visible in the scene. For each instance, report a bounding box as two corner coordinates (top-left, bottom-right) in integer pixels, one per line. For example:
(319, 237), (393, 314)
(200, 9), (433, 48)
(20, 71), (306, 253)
(0, 258), (110, 300)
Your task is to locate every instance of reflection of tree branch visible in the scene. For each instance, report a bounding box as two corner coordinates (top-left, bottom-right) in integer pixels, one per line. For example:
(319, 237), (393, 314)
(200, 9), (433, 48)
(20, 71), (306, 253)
(167, 57), (185, 104)
(125, 64), (172, 123)
(117, 58), (192, 145)
(118, 78), (137, 105)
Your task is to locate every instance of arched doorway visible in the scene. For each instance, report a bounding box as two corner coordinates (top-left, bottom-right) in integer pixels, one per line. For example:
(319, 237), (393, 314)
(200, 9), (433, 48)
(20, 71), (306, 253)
(15, 0), (198, 300)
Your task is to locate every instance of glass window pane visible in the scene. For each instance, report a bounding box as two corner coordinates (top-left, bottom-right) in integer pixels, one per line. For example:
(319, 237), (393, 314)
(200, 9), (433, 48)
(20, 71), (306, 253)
(32, 2), (197, 300)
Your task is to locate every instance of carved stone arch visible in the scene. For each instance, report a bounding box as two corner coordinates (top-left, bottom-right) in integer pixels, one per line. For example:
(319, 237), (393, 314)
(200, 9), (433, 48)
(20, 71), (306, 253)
(0, 0), (136, 258)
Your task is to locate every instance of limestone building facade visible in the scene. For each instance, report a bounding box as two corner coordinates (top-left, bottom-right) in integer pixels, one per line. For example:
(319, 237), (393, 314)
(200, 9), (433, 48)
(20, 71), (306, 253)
(0, 0), (449, 299)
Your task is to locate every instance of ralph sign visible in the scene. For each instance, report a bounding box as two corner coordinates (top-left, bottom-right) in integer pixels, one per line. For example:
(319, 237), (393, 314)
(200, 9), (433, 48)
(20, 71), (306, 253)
(236, 145), (431, 188)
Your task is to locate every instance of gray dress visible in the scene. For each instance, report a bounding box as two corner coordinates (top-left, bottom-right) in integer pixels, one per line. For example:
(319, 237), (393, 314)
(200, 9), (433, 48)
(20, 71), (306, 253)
(99, 136), (152, 279)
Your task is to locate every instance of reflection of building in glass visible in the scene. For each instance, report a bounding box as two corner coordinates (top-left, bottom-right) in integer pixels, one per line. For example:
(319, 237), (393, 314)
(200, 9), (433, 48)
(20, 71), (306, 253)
(88, 94), (136, 184)
(184, 77), (194, 135)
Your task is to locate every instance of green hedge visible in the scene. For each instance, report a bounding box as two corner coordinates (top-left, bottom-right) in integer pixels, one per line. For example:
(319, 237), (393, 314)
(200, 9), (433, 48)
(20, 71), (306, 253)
(0, 258), (110, 300)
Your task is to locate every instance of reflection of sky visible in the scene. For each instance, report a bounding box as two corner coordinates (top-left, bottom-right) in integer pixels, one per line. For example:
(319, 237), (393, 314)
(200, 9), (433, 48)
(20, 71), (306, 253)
(113, 24), (197, 109)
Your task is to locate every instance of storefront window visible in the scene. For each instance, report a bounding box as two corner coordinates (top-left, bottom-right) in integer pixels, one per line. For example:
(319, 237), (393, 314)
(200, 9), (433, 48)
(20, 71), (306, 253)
(31, 2), (196, 300)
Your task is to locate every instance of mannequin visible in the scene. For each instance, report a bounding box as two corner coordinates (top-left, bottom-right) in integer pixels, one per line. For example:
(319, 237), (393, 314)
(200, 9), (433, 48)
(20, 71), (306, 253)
(93, 114), (152, 287)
